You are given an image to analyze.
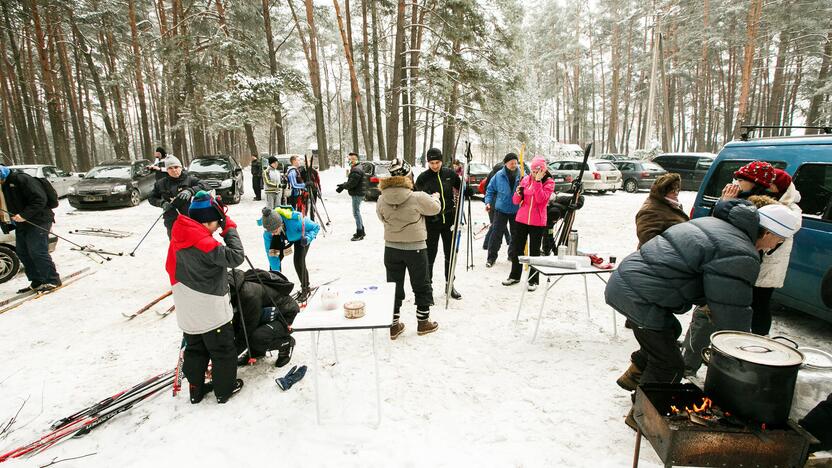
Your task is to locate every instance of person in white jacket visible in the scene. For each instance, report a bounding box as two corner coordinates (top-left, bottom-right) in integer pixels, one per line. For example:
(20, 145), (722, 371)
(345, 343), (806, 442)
(751, 169), (802, 335)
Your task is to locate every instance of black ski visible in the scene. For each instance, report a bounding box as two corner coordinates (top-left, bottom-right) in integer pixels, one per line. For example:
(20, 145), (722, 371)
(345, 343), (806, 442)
(555, 143), (593, 248)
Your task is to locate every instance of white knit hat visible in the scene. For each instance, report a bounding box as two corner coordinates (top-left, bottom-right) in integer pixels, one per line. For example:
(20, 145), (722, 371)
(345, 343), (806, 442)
(164, 155), (182, 168)
(758, 204), (801, 238)
(388, 158), (411, 177)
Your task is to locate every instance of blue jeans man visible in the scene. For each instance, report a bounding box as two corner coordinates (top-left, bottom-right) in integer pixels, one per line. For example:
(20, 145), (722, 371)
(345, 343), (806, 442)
(487, 210), (515, 265)
(483, 208), (511, 250)
(16, 223), (60, 287)
(351, 195), (365, 241)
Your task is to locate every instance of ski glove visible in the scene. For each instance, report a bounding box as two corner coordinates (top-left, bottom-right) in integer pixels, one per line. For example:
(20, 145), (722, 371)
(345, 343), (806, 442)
(176, 189), (193, 201)
(161, 201), (175, 212)
(336, 184), (344, 193)
(275, 365), (307, 391)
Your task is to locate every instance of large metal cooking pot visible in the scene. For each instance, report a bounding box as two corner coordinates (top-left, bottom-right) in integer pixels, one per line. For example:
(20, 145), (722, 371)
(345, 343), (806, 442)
(702, 331), (804, 427)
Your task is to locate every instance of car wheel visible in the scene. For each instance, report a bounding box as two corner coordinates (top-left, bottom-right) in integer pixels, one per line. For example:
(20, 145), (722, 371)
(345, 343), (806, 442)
(597, 190), (607, 195)
(129, 189), (141, 207)
(230, 186), (242, 204)
(624, 179), (638, 193)
(0, 245), (21, 284)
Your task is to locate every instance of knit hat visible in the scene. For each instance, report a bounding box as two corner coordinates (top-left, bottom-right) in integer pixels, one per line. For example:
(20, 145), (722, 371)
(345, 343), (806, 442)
(388, 158), (412, 177)
(530, 156), (547, 172)
(651, 173), (682, 198)
(188, 191), (221, 223)
(261, 207), (284, 232)
(268, 156), (279, 165)
(503, 153), (519, 164)
(0, 165), (9, 181)
(426, 148), (443, 162)
(758, 204), (801, 238)
(155, 146), (167, 156)
(734, 161), (775, 187)
(164, 155), (182, 168)
(772, 169), (792, 194)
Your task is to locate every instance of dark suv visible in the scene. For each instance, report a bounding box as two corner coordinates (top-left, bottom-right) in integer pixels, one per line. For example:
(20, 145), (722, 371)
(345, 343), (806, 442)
(189, 155), (244, 204)
(360, 161), (391, 201)
(67, 160), (155, 209)
(652, 153), (716, 191)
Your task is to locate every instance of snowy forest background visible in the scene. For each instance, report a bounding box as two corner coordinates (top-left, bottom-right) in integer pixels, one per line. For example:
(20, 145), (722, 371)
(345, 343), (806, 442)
(0, 0), (830, 171)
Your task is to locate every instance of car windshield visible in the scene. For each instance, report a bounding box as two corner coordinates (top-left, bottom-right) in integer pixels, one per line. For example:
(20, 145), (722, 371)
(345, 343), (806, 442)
(190, 159), (232, 173)
(13, 168), (38, 176)
(702, 159), (787, 198)
(374, 164), (391, 176)
(595, 162), (617, 171)
(468, 162), (490, 173)
(642, 162), (664, 171)
(84, 166), (131, 179)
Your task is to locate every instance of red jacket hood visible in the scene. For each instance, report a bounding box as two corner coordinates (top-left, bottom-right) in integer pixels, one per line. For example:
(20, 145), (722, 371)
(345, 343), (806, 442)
(166, 215), (220, 284)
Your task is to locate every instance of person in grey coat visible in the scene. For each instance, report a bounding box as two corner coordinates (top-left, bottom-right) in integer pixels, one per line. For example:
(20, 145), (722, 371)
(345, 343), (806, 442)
(605, 199), (785, 386)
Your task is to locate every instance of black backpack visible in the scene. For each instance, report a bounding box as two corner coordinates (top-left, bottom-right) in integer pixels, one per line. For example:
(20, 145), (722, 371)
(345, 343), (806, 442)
(35, 177), (59, 209)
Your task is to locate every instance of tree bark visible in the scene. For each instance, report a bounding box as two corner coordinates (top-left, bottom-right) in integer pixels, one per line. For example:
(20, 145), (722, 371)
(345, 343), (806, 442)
(0, 3), (36, 163)
(361, 0), (374, 159)
(370, 0), (385, 159)
(51, 13), (89, 170)
(262, 0), (287, 154)
(386, 0), (406, 161)
(129, 0), (153, 159)
(607, 19), (620, 153)
(333, 0), (371, 160)
(805, 31), (831, 132)
(733, 0), (764, 140)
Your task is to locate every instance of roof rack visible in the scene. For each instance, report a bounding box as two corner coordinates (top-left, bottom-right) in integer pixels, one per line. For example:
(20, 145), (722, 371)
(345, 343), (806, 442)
(740, 125), (832, 141)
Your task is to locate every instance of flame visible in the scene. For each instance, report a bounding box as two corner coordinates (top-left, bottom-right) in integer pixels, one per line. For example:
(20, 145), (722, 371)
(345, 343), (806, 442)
(670, 397), (712, 415)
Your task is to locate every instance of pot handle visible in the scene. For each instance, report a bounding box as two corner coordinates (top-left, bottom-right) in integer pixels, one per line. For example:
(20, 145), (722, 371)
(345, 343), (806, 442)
(701, 347), (711, 366)
(771, 336), (799, 349)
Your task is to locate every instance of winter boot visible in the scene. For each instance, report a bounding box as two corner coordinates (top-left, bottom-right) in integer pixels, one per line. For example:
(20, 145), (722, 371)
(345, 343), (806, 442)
(502, 278), (520, 286)
(189, 382), (214, 404)
(616, 362), (643, 392)
(351, 229), (365, 241)
(527, 283), (538, 292)
(417, 318), (439, 336)
(275, 336), (296, 368)
(216, 379), (244, 404)
(16, 283), (38, 294)
(390, 322), (405, 340)
(448, 286), (462, 300)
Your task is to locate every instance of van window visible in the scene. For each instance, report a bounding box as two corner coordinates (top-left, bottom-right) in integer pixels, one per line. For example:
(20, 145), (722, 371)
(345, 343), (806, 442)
(702, 160), (787, 198)
(793, 163), (832, 221)
(655, 156), (694, 171)
(616, 162), (635, 171)
(696, 158), (714, 170)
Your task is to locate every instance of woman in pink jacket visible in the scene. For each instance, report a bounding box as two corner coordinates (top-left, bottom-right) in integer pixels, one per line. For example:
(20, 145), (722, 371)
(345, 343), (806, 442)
(503, 156), (556, 291)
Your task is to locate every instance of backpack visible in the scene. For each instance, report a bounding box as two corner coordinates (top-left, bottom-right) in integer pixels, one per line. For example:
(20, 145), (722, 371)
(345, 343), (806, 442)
(35, 178), (59, 209)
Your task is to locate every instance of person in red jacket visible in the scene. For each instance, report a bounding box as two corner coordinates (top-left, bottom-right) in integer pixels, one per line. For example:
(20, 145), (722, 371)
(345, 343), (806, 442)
(166, 190), (245, 404)
(502, 156), (555, 291)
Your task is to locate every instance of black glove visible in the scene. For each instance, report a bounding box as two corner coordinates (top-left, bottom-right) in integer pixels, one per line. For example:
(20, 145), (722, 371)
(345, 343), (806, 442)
(161, 201), (174, 212)
(175, 189), (192, 201)
(517, 186), (524, 198)
(336, 184), (344, 193)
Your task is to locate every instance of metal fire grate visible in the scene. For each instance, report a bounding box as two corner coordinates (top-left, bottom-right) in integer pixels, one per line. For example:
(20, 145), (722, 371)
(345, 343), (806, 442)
(632, 383), (817, 468)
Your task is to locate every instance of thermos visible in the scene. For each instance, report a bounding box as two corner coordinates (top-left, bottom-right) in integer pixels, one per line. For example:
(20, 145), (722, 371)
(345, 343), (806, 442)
(567, 230), (579, 256)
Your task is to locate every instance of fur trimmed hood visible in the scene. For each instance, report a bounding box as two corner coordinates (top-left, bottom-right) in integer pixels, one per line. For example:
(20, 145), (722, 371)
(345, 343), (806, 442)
(379, 175), (413, 190)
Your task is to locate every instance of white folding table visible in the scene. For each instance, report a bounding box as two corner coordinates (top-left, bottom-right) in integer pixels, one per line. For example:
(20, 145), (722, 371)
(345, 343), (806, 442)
(291, 282), (394, 426)
(514, 261), (618, 342)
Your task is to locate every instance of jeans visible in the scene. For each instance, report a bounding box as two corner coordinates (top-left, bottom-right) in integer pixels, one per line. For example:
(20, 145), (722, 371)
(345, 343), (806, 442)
(351, 195), (364, 231)
(487, 210), (515, 263)
(183, 321), (237, 400)
(384, 247), (432, 321)
(426, 224), (453, 282)
(508, 222), (545, 285)
(682, 306), (715, 374)
(632, 324), (685, 384)
(16, 223), (60, 285)
(483, 209), (511, 250)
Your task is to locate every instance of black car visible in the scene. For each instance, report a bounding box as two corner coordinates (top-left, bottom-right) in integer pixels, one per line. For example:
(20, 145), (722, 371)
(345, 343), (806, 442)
(652, 153), (716, 191)
(189, 155), (244, 204)
(360, 161), (391, 201)
(67, 160), (155, 209)
(613, 160), (667, 193)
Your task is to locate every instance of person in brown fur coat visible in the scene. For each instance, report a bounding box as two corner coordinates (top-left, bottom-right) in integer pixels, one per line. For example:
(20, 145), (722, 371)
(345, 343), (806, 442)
(635, 173), (690, 248)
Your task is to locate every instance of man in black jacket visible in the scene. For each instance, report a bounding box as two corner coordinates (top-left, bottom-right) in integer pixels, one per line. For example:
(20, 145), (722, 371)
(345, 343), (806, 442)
(149, 156), (208, 239)
(0, 165), (61, 292)
(228, 269), (298, 367)
(250, 155), (263, 201)
(336, 152), (367, 241)
(414, 147), (462, 300)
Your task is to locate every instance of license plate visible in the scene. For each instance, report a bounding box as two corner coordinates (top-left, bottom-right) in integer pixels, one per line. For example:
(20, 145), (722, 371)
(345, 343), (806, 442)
(83, 196), (103, 202)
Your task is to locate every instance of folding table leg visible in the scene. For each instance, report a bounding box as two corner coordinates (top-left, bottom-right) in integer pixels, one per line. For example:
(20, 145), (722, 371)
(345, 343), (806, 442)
(531, 277), (553, 343)
(514, 267), (531, 323)
(583, 274), (591, 319)
(593, 273), (617, 338)
(331, 331), (339, 364)
(372, 328), (382, 427)
(310, 332), (321, 424)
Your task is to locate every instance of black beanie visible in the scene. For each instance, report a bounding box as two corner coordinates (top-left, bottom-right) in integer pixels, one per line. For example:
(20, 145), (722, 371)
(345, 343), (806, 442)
(426, 148), (443, 162)
(503, 153), (519, 164)
(156, 147), (167, 156)
(268, 156), (279, 165)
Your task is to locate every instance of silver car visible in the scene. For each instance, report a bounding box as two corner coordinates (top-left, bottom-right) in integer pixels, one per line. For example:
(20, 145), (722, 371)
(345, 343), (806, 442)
(9, 164), (80, 198)
(548, 159), (622, 194)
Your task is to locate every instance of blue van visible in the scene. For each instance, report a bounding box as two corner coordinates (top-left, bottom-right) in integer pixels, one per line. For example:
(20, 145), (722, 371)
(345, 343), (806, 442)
(691, 135), (832, 323)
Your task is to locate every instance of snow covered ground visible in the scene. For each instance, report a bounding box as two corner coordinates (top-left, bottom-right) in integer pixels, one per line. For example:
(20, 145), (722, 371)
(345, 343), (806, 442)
(1, 168), (831, 467)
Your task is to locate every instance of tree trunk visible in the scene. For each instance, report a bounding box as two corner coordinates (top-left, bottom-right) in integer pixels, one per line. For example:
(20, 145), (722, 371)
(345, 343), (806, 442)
(441, 39), (461, 163)
(51, 14), (88, 171)
(344, 0), (358, 153)
(262, 0), (287, 153)
(0, 3), (36, 163)
(128, 0), (153, 159)
(805, 31), (832, 132)
(361, 0), (373, 159)
(386, 0), (406, 161)
(302, 0), (329, 169)
(370, 0), (385, 159)
(607, 19), (621, 153)
(733, 0), (764, 140)
(696, 0), (709, 151)
(334, 0), (371, 160)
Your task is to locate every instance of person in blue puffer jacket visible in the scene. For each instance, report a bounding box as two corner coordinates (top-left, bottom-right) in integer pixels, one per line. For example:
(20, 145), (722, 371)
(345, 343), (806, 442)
(483, 153), (521, 267)
(259, 206), (319, 291)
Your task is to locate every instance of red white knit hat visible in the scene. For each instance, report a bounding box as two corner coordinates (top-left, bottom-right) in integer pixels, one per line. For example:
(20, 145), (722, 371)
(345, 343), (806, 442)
(734, 161), (775, 187)
(771, 169), (792, 194)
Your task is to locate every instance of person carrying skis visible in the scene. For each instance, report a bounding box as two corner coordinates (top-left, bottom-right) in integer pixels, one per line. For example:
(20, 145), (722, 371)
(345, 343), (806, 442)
(286, 155), (307, 211)
(336, 152), (367, 241)
(484, 153), (521, 268)
(262, 156), (282, 209)
(605, 199), (800, 428)
(228, 269), (298, 368)
(166, 190), (245, 404)
(502, 157), (555, 291)
(377, 158), (442, 339)
(149, 156), (208, 239)
(0, 165), (61, 292)
(259, 206), (319, 295)
(414, 147), (463, 300)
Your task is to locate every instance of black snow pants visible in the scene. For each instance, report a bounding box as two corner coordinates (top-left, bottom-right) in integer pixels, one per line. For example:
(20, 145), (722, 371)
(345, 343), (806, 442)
(183, 321), (237, 400)
(426, 223), (453, 282)
(632, 324), (685, 385)
(508, 222), (546, 285)
(800, 392), (832, 452)
(384, 246), (432, 322)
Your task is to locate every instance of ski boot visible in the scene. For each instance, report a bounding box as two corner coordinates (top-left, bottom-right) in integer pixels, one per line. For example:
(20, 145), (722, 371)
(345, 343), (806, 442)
(275, 336), (296, 368)
(216, 379), (244, 404)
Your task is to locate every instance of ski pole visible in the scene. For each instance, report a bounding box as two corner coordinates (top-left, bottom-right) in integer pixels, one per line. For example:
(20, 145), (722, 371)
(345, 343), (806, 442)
(0, 207), (109, 262)
(129, 210), (165, 256)
(231, 267), (257, 365)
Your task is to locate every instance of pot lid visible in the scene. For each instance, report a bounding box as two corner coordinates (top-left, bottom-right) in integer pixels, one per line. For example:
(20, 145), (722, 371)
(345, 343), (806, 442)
(710, 331), (804, 367)
(801, 347), (832, 370)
